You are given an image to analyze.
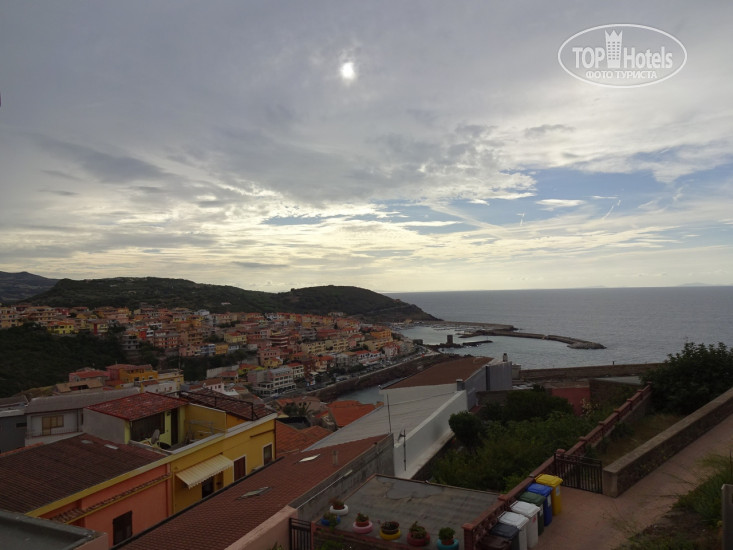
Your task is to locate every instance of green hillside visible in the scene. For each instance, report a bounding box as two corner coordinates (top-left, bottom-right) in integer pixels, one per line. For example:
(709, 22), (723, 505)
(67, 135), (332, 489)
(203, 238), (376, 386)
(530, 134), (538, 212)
(0, 271), (59, 303)
(23, 277), (437, 322)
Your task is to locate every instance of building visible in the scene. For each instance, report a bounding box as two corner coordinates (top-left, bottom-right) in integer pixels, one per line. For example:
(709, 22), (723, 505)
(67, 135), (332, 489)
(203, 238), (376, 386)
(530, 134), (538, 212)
(308, 356), (493, 478)
(24, 388), (140, 447)
(118, 435), (394, 550)
(84, 392), (278, 513)
(0, 395), (28, 453)
(0, 434), (167, 547)
(249, 366), (296, 396)
(313, 474), (501, 550)
(0, 509), (108, 549)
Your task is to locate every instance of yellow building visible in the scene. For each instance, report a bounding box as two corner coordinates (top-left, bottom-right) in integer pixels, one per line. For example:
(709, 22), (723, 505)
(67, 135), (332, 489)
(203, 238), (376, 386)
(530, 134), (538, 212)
(84, 391), (277, 513)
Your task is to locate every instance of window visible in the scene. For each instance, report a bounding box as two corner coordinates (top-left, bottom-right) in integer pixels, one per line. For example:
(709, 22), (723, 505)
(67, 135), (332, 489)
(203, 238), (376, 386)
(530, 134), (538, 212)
(234, 456), (247, 480)
(263, 443), (273, 465)
(201, 476), (215, 498)
(41, 415), (64, 435)
(112, 511), (133, 544)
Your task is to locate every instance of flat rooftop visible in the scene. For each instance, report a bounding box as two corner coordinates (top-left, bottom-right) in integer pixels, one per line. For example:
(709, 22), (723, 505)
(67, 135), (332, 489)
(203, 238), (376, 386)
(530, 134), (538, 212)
(321, 475), (499, 548)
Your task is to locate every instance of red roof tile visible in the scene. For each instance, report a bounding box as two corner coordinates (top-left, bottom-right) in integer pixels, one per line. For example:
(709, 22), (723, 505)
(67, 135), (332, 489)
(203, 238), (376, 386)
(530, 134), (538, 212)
(327, 401), (377, 428)
(120, 435), (390, 550)
(86, 392), (186, 421)
(276, 421), (332, 454)
(0, 435), (163, 513)
(178, 389), (272, 421)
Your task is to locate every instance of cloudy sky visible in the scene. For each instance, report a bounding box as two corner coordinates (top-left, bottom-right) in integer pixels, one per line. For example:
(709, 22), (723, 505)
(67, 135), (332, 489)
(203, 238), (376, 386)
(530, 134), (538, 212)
(1, 1), (732, 292)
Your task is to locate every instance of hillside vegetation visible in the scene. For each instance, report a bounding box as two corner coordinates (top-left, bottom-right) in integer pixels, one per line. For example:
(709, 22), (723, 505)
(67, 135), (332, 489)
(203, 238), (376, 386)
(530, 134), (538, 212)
(20, 277), (438, 321)
(0, 324), (124, 398)
(0, 271), (58, 303)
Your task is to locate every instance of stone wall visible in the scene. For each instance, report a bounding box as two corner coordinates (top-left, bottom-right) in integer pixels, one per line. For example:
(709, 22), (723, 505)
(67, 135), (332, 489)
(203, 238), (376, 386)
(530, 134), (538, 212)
(603, 385), (733, 497)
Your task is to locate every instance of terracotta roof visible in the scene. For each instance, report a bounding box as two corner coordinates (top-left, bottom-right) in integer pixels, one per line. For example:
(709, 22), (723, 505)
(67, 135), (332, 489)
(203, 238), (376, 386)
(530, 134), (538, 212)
(0, 434), (163, 513)
(178, 389), (273, 421)
(120, 435), (390, 550)
(326, 401), (377, 428)
(70, 370), (108, 379)
(388, 355), (492, 389)
(86, 392), (186, 421)
(276, 421), (331, 454)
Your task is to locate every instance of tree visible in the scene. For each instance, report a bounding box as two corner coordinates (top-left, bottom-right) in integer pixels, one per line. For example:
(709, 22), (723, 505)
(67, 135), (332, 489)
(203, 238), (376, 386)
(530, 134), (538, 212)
(642, 342), (733, 415)
(448, 411), (485, 451)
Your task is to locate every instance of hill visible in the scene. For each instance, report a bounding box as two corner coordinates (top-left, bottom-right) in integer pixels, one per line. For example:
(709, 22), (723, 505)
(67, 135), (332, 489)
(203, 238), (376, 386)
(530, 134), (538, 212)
(20, 277), (438, 322)
(0, 271), (59, 303)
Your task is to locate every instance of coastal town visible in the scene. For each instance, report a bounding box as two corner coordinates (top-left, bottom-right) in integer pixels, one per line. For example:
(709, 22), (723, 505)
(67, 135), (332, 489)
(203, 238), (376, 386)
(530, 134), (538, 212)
(0, 298), (729, 550)
(0, 302), (418, 398)
(0, 300), (516, 549)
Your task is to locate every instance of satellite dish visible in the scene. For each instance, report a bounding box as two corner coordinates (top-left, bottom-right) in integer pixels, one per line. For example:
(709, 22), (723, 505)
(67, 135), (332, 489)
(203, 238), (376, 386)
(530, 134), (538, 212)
(151, 429), (160, 444)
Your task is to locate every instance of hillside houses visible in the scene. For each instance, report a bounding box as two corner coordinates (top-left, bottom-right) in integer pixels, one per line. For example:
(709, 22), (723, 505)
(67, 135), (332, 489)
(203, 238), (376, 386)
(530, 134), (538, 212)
(1, 303), (417, 396)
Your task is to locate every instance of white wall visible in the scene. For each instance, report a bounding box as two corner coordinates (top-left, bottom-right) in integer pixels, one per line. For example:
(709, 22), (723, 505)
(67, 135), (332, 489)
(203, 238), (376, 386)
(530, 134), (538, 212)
(385, 388), (468, 479)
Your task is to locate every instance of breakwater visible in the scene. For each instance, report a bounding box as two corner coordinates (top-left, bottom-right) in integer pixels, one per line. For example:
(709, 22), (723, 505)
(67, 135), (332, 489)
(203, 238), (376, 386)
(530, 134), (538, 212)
(414, 321), (606, 350)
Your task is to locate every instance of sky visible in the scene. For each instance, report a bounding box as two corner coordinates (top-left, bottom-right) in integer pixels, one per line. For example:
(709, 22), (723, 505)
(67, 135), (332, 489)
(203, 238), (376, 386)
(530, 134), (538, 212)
(1, 1), (732, 293)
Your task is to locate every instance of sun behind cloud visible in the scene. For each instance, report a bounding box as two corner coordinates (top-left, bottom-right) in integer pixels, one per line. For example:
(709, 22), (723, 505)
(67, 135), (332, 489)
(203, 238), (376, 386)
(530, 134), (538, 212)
(340, 61), (356, 82)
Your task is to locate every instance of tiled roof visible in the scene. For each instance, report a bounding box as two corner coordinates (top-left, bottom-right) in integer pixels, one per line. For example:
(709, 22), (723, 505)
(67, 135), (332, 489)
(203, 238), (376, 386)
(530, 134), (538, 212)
(0, 435), (163, 513)
(120, 435), (390, 550)
(388, 355), (492, 389)
(327, 401), (377, 428)
(178, 389), (273, 421)
(86, 392), (186, 421)
(276, 421), (331, 454)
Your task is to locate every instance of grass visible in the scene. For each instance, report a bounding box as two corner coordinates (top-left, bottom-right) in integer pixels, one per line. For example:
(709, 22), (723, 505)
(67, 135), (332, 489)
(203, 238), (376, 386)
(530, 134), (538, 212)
(613, 452), (732, 549)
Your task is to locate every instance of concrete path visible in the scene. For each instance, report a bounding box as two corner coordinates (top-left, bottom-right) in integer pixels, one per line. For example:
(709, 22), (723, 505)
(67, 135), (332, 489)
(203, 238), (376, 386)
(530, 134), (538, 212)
(533, 412), (733, 549)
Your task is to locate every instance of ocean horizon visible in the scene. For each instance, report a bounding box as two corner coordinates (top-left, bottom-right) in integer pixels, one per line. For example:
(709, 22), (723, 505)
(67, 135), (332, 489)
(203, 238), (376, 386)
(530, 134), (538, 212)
(386, 286), (733, 370)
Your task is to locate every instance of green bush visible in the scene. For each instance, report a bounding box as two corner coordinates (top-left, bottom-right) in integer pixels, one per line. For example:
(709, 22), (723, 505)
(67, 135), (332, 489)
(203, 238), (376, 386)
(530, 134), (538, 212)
(642, 342), (733, 415)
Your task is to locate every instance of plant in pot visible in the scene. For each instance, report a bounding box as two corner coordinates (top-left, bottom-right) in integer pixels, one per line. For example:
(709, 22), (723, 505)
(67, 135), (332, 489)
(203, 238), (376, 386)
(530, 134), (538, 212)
(352, 512), (373, 534)
(329, 498), (349, 516)
(379, 520), (401, 541)
(406, 521), (430, 547)
(320, 511), (340, 528)
(437, 526), (459, 549)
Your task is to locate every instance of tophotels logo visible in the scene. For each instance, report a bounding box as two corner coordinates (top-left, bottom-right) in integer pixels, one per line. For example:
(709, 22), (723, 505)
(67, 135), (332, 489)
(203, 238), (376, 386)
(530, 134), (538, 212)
(558, 24), (687, 88)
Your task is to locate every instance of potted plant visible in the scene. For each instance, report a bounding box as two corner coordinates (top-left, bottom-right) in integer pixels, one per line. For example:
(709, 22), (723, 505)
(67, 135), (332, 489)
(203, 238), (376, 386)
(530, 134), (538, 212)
(379, 520), (401, 541)
(329, 498), (349, 516)
(406, 521), (430, 547)
(437, 527), (459, 549)
(352, 512), (373, 534)
(320, 511), (340, 528)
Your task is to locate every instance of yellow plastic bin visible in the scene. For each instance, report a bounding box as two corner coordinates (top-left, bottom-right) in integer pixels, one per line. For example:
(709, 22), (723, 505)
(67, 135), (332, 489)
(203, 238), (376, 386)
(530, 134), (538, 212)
(535, 474), (563, 515)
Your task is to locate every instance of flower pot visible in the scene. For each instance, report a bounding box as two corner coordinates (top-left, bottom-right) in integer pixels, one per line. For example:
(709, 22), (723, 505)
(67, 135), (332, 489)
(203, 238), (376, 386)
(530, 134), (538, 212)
(407, 531), (430, 546)
(329, 504), (349, 516)
(352, 520), (373, 534)
(320, 515), (341, 527)
(379, 522), (401, 540)
(437, 538), (459, 550)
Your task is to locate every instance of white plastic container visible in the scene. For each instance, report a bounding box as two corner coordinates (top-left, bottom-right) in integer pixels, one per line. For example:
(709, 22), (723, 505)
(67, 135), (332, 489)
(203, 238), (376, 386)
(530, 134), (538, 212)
(499, 510), (529, 550)
(510, 500), (540, 548)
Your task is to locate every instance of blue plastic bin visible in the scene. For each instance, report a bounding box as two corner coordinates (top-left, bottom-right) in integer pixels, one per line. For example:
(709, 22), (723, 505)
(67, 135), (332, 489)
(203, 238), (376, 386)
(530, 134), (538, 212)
(527, 482), (553, 526)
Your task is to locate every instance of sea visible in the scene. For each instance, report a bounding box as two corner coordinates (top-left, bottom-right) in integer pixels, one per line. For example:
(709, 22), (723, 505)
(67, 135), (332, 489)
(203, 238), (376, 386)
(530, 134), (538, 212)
(340, 286), (733, 404)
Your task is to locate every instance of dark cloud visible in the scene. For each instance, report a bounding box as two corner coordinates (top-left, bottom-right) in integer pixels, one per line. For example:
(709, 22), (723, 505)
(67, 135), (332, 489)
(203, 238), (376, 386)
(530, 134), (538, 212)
(35, 136), (169, 183)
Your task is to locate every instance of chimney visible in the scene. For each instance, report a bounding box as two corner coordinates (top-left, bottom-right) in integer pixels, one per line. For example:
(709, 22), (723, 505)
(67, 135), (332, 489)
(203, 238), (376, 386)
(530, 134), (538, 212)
(332, 450), (339, 466)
